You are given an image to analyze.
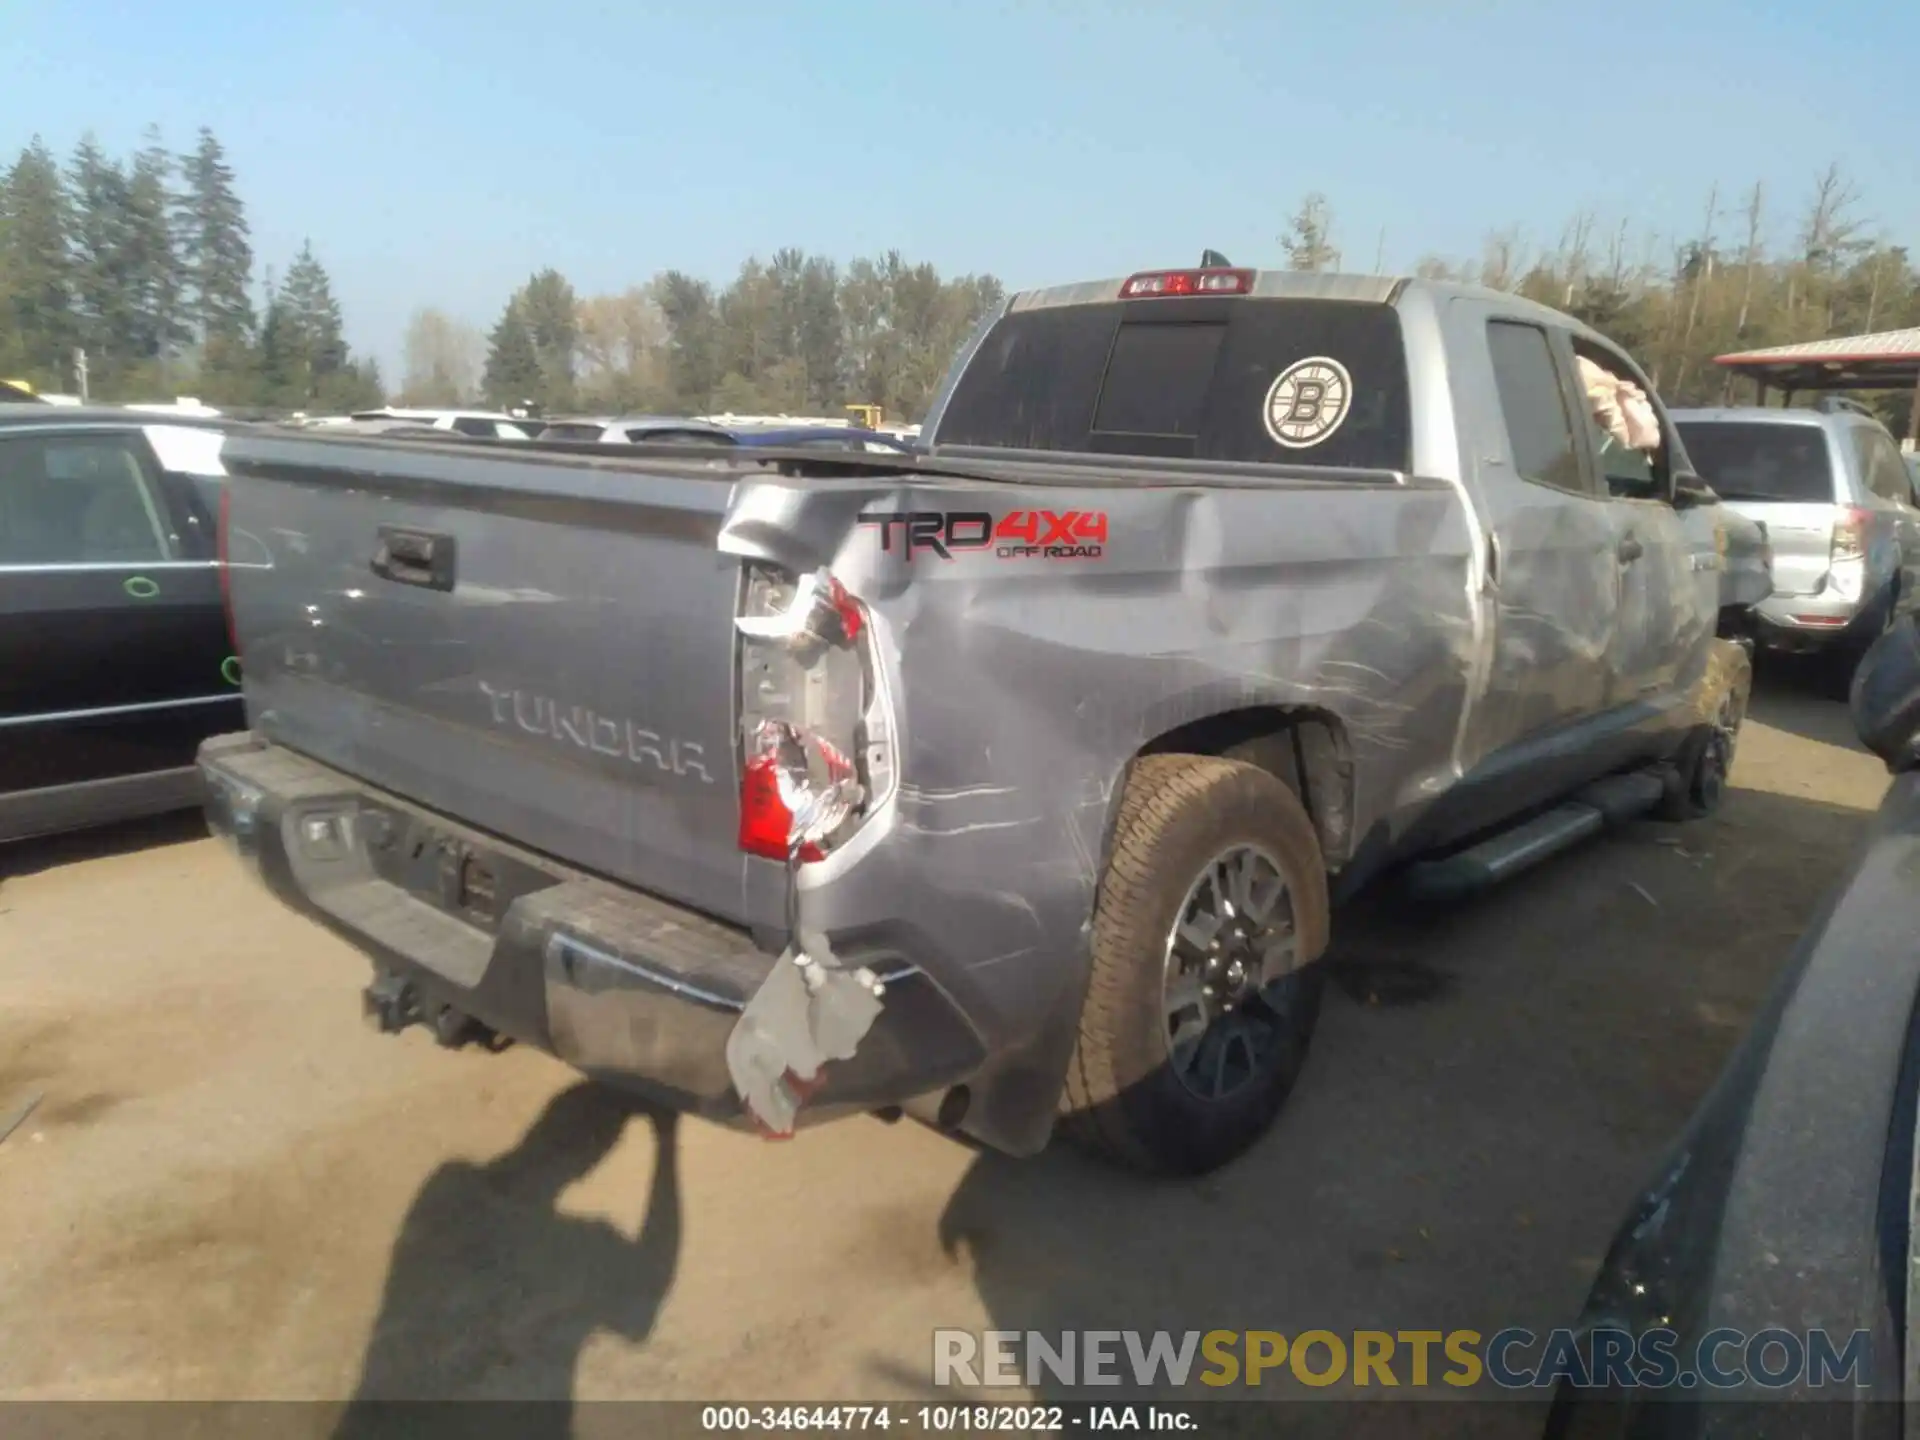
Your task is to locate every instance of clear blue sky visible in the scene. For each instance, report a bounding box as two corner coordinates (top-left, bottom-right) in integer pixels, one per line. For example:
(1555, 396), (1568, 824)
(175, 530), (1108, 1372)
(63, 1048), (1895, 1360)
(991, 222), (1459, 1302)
(5, 0), (1916, 385)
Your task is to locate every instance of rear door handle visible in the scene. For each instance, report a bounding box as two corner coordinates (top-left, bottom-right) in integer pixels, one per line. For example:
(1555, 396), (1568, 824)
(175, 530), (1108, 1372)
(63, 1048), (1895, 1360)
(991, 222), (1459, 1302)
(1617, 534), (1644, 564)
(371, 527), (457, 591)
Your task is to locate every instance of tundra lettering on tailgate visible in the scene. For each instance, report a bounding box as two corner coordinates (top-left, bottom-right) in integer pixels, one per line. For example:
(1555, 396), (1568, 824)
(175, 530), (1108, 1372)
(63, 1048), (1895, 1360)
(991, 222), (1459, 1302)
(858, 509), (1108, 561)
(477, 681), (714, 782)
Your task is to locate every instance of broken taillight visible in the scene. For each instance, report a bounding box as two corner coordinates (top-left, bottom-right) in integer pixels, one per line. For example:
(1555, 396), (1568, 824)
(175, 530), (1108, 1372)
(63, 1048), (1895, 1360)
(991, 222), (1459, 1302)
(738, 720), (861, 862)
(735, 565), (892, 863)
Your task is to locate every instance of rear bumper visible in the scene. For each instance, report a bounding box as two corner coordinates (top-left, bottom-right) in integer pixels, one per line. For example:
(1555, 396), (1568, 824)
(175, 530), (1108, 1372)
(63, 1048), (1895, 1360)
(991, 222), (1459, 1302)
(1745, 587), (1889, 652)
(197, 732), (987, 1128)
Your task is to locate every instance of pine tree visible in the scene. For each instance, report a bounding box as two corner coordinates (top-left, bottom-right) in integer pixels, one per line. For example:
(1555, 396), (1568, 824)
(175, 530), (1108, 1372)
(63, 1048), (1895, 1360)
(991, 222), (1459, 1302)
(66, 133), (133, 379)
(0, 200), (19, 376)
(319, 356), (384, 410)
(252, 271), (308, 408)
(280, 241), (349, 380)
(3, 138), (78, 384)
(482, 298), (542, 408)
(249, 242), (353, 407)
(654, 271), (718, 409)
(178, 128), (255, 348)
(517, 268), (579, 410)
(124, 126), (186, 371)
(794, 255), (844, 409)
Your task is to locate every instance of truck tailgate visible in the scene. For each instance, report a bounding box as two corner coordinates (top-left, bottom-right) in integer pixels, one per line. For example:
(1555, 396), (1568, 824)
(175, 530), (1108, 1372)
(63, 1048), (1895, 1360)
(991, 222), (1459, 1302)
(221, 433), (748, 923)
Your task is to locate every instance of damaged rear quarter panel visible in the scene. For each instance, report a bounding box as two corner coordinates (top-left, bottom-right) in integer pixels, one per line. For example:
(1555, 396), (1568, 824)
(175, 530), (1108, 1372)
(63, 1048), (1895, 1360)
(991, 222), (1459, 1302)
(720, 471), (1477, 1153)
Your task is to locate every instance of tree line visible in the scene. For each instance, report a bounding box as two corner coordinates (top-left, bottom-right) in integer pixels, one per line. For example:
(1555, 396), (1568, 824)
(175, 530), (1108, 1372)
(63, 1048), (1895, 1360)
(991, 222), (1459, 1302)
(7, 128), (1915, 430)
(403, 253), (1006, 423)
(1280, 166), (1919, 427)
(0, 128), (382, 410)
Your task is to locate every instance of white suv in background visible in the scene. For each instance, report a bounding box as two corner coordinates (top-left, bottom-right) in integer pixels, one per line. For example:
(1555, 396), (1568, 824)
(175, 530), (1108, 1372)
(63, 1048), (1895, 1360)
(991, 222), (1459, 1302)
(347, 408), (542, 440)
(1672, 399), (1920, 681)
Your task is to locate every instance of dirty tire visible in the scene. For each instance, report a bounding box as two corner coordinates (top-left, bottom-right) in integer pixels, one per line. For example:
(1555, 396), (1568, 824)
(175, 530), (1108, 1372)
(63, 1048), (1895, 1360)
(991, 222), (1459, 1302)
(1832, 590), (1898, 699)
(1658, 643), (1753, 822)
(1062, 754), (1331, 1176)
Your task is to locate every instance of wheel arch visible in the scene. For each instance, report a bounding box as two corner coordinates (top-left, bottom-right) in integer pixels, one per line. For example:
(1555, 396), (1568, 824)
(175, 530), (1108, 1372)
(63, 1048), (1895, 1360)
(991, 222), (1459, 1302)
(1129, 704), (1357, 869)
(954, 704), (1356, 1160)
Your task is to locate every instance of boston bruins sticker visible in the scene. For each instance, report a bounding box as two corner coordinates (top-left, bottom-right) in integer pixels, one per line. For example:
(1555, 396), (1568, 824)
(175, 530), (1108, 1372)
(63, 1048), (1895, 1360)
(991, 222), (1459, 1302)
(1263, 356), (1353, 449)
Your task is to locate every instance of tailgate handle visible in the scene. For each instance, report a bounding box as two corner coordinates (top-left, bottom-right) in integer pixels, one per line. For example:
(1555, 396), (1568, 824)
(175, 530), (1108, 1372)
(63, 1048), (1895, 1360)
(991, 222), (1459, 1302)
(371, 527), (457, 591)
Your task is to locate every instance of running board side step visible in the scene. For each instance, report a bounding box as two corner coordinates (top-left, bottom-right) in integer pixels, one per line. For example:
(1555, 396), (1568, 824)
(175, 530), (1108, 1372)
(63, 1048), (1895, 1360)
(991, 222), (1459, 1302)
(1399, 770), (1667, 903)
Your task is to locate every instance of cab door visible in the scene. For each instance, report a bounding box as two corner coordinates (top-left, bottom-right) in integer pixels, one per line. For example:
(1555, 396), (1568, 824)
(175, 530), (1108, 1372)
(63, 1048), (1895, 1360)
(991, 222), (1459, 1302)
(0, 425), (233, 805)
(1563, 334), (1713, 711)
(1439, 301), (1626, 823)
(1465, 310), (1620, 734)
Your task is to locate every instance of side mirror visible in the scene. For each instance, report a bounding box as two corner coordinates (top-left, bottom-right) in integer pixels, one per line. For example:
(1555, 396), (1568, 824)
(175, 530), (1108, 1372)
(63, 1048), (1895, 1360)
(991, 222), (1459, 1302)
(1852, 616), (1920, 773)
(1671, 470), (1717, 509)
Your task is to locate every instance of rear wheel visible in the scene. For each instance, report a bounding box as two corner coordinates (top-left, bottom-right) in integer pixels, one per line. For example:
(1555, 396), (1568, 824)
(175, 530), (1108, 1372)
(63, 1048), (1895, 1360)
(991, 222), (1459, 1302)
(1658, 645), (1751, 821)
(1834, 588), (1900, 698)
(1062, 754), (1330, 1175)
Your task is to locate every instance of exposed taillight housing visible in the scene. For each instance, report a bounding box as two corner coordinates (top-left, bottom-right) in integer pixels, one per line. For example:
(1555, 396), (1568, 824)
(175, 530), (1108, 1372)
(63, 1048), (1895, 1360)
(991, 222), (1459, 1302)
(1120, 268), (1253, 298)
(735, 565), (893, 864)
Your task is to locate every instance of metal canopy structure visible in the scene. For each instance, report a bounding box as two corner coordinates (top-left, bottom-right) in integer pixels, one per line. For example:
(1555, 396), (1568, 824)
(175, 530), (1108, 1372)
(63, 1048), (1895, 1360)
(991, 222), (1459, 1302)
(1714, 326), (1920, 443)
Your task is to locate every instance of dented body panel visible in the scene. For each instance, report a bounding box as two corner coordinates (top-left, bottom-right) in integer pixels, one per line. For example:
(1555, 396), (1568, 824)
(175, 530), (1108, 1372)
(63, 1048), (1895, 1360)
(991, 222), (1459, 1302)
(200, 273), (1749, 1156)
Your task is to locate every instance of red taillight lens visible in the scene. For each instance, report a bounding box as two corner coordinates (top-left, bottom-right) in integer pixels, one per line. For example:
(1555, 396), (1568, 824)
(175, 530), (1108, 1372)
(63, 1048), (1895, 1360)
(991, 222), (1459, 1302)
(1121, 268), (1252, 298)
(739, 750), (826, 863)
(736, 720), (861, 862)
(217, 483), (240, 658)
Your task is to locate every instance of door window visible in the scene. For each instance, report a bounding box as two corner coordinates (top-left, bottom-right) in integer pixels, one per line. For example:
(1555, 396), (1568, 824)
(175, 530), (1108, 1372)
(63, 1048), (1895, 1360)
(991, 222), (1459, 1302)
(1569, 338), (1668, 500)
(1487, 321), (1587, 494)
(0, 433), (174, 565)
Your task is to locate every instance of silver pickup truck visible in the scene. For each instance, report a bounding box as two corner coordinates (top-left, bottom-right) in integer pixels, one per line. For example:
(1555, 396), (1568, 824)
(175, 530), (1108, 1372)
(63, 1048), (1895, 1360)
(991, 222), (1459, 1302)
(198, 268), (1764, 1175)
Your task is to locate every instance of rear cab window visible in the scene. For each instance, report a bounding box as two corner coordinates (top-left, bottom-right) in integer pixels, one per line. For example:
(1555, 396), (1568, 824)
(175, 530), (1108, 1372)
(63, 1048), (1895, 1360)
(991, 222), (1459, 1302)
(931, 295), (1413, 471)
(1672, 422), (1836, 504)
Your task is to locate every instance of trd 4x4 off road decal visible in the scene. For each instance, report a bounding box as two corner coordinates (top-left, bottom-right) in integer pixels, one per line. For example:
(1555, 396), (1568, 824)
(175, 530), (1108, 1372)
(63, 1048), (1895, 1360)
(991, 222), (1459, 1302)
(858, 509), (1108, 561)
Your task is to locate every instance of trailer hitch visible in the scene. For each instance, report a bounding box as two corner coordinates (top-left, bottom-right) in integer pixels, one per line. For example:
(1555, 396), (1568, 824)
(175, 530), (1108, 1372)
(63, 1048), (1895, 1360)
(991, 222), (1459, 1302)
(362, 972), (420, 1034)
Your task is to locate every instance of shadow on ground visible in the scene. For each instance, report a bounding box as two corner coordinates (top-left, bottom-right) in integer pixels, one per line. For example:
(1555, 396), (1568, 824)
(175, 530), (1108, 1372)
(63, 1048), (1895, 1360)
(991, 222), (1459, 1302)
(332, 1085), (682, 1439)
(1745, 648), (1868, 750)
(0, 808), (207, 885)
